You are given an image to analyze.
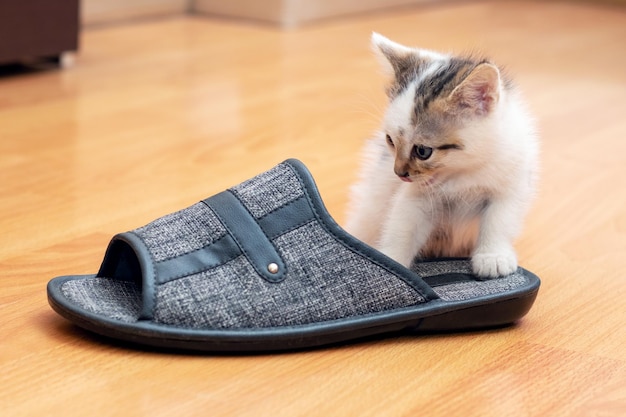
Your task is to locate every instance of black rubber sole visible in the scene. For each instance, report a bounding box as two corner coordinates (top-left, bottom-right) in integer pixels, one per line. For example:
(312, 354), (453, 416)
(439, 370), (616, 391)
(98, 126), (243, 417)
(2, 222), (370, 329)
(48, 276), (539, 353)
(415, 290), (539, 332)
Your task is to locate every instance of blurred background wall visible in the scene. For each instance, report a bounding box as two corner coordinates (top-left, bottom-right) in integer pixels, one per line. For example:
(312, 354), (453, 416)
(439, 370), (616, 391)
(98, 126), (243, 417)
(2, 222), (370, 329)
(82, 0), (456, 27)
(82, 0), (188, 26)
(81, 0), (626, 28)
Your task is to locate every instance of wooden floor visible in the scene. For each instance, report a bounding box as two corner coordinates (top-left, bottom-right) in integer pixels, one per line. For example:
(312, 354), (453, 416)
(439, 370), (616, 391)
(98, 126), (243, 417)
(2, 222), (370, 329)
(2, 1), (625, 415)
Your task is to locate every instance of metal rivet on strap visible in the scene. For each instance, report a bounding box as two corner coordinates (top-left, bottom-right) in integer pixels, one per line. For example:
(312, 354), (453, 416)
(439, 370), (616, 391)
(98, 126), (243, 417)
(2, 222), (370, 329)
(267, 263), (279, 274)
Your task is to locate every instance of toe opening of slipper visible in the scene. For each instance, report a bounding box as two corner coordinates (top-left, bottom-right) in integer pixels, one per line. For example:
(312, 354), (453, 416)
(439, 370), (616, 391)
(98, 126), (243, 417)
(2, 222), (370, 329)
(58, 237), (148, 322)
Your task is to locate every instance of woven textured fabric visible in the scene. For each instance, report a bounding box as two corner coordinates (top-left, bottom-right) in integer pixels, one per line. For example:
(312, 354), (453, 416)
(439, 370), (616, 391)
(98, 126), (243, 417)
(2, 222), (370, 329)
(411, 259), (474, 277)
(410, 260), (530, 301)
(133, 202), (226, 262)
(230, 163), (304, 219)
(153, 221), (425, 329)
(61, 278), (141, 322)
(432, 271), (529, 301)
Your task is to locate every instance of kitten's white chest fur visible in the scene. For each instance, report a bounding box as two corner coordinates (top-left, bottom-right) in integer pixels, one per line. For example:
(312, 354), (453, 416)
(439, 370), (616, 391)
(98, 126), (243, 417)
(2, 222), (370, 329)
(345, 34), (538, 278)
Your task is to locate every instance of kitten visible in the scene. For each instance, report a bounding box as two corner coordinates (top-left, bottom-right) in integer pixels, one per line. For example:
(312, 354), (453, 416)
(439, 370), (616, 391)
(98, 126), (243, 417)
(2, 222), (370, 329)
(345, 33), (538, 278)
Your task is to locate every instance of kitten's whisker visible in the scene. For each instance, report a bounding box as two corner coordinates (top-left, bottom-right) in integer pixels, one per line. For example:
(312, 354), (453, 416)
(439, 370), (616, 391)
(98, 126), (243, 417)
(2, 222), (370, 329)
(350, 93), (386, 117)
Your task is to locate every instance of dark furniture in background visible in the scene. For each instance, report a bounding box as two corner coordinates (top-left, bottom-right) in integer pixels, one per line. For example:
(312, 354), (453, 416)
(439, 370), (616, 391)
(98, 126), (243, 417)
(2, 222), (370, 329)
(0, 0), (79, 65)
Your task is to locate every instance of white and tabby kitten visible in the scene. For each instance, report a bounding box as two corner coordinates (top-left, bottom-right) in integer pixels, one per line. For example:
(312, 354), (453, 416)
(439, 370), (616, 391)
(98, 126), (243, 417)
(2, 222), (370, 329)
(346, 33), (538, 278)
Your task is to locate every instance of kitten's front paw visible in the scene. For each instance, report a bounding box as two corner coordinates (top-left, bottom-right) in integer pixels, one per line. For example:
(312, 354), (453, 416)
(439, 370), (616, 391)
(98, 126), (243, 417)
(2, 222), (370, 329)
(472, 251), (518, 278)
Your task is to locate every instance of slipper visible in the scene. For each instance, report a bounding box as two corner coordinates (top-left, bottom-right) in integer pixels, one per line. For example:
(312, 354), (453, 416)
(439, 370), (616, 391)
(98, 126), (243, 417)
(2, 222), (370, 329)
(47, 159), (540, 352)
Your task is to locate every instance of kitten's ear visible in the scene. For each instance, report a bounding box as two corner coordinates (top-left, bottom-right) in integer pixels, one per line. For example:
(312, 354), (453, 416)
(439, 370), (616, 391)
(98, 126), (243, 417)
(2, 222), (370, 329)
(371, 32), (416, 79)
(448, 63), (501, 117)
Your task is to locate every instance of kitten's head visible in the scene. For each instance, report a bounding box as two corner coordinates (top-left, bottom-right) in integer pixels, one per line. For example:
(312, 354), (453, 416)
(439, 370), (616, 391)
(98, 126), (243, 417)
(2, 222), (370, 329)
(373, 33), (507, 185)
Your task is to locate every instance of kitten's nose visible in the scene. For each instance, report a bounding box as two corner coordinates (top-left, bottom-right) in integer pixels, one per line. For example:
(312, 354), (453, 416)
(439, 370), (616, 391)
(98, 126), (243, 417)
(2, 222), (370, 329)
(394, 162), (412, 181)
(395, 170), (412, 182)
(394, 168), (409, 177)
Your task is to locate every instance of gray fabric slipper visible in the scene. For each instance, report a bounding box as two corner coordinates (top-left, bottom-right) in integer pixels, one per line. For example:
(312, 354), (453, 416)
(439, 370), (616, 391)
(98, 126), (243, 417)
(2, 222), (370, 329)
(47, 159), (540, 352)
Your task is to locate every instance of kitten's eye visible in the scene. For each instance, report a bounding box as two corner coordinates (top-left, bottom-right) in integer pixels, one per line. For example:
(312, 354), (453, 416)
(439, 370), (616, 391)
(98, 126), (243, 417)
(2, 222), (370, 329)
(386, 134), (394, 147)
(412, 145), (433, 160)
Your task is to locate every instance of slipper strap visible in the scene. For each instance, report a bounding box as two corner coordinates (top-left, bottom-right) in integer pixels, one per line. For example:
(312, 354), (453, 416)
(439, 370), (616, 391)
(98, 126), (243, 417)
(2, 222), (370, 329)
(202, 191), (286, 282)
